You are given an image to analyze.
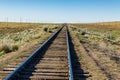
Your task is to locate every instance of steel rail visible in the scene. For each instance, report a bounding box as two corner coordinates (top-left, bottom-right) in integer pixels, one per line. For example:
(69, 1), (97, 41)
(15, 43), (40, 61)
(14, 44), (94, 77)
(66, 26), (74, 80)
(5, 26), (63, 80)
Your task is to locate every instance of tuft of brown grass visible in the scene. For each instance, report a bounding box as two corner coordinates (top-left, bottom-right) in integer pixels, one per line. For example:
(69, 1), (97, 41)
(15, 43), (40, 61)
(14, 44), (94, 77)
(0, 45), (11, 53)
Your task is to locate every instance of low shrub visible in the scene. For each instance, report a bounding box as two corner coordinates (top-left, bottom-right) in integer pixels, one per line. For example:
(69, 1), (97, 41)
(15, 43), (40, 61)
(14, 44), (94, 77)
(11, 45), (19, 51)
(13, 36), (22, 41)
(0, 45), (11, 53)
(71, 27), (77, 31)
(0, 44), (19, 55)
(54, 27), (58, 29)
(105, 34), (116, 41)
(48, 30), (52, 33)
(81, 31), (86, 35)
(43, 27), (48, 32)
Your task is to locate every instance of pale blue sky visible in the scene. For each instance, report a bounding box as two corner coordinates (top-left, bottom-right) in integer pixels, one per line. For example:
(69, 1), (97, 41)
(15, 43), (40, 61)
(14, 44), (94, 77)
(0, 0), (120, 23)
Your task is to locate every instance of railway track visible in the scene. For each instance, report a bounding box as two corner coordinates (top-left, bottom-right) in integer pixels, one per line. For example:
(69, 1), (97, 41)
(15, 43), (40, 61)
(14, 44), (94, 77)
(0, 25), (88, 80)
(0, 25), (74, 80)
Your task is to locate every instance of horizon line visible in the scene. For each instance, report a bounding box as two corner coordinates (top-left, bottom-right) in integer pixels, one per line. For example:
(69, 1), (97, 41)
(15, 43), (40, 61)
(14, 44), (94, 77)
(0, 20), (120, 24)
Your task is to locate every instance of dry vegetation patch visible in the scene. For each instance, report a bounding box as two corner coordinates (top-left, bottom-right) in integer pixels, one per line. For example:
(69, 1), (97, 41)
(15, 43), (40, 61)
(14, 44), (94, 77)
(69, 22), (120, 79)
(0, 22), (60, 56)
(0, 22), (60, 71)
(69, 28), (107, 80)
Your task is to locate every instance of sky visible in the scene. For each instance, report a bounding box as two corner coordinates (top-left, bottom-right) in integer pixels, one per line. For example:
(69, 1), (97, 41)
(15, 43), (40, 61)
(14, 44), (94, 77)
(0, 0), (120, 23)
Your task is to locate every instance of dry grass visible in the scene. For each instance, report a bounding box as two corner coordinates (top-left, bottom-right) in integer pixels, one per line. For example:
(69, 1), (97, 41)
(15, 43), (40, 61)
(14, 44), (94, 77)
(69, 28), (108, 80)
(0, 22), (60, 56)
(72, 21), (120, 30)
(0, 22), (59, 33)
(0, 22), (60, 70)
(69, 22), (120, 79)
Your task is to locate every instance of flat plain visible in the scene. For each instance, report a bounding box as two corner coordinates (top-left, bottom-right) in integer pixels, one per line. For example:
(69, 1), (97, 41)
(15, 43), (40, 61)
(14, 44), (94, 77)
(0, 22), (120, 80)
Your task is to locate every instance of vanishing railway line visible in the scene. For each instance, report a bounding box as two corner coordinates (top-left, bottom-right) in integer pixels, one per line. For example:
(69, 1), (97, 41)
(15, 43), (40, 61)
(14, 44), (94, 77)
(0, 25), (87, 80)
